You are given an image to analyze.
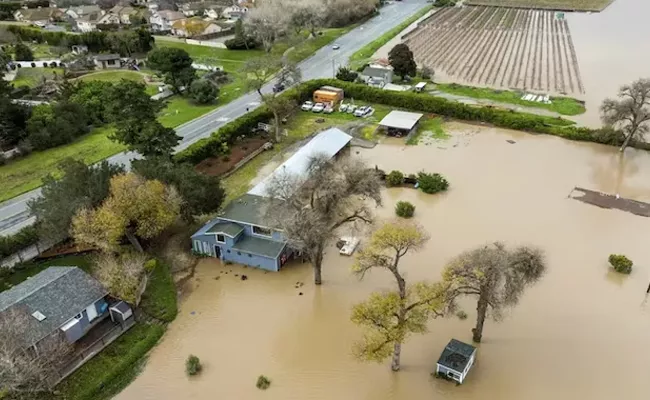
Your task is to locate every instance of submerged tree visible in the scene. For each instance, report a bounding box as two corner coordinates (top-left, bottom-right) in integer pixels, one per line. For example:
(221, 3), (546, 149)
(443, 243), (546, 343)
(601, 78), (650, 151)
(351, 221), (449, 371)
(265, 154), (381, 285)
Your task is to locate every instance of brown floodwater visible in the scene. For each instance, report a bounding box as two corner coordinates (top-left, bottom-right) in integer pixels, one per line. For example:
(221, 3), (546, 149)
(117, 122), (650, 400)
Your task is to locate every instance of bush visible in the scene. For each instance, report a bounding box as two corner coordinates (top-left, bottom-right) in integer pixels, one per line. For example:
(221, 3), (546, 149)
(395, 201), (415, 218)
(420, 66), (433, 80)
(0, 224), (40, 260)
(189, 79), (219, 105)
(608, 254), (633, 274)
(256, 375), (271, 390)
(144, 259), (157, 273)
(185, 355), (202, 376)
(13, 42), (33, 61)
(456, 310), (468, 320)
(417, 172), (449, 194)
(385, 170), (404, 187)
(336, 67), (358, 82)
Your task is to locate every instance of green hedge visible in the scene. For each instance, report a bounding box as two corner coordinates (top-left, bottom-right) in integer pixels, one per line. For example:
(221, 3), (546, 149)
(139, 260), (178, 323)
(0, 225), (40, 260)
(55, 323), (165, 400)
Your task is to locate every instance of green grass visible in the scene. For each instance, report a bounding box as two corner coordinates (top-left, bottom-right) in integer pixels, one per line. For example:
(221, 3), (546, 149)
(435, 83), (586, 116)
(53, 323), (166, 400)
(139, 260), (178, 323)
(349, 5), (433, 69)
(77, 70), (161, 96)
(11, 67), (64, 88)
(0, 254), (92, 293)
(407, 116), (449, 144)
(156, 41), (264, 73)
(222, 105), (391, 202)
(158, 96), (219, 127)
(288, 27), (355, 63)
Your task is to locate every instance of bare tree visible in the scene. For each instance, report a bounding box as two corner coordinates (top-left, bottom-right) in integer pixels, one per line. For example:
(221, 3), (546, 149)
(0, 308), (71, 397)
(242, 55), (284, 97)
(443, 243), (546, 343)
(601, 78), (650, 151)
(93, 252), (148, 306)
(351, 221), (449, 371)
(244, 0), (290, 53)
(265, 154), (382, 285)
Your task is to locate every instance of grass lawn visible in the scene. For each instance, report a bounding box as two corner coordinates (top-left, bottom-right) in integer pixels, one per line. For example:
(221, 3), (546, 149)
(11, 67), (64, 88)
(465, 0), (612, 11)
(222, 104), (391, 202)
(139, 260), (178, 323)
(349, 5), (433, 69)
(435, 83), (586, 116)
(53, 323), (166, 400)
(156, 41), (264, 73)
(158, 96), (219, 127)
(407, 116), (449, 145)
(77, 70), (162, 96)
(0, 254), (92, 293)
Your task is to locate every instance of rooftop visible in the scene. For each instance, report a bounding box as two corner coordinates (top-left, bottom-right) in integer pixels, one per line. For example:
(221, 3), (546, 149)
(94, 53), (121, 61)
(217, 193), (269, 227)
(232, 235), (286, 259)
(379, 110), (424, 130)
(0, 267), (107, 349)
(207, 221), (244, 237)
(437, 339), (476, 373)
(247, 128), (352, 197)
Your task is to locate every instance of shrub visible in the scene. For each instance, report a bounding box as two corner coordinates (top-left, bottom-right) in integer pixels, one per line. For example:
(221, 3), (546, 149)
(395, 201), (415, 218)
(420, 66), (433, 80)
(189, 79), (219, 105)
(608, 254), (633, 274)
(144, 259), (157, 273)
(256, 375), (271, 390)
(456, 310), (468, 320)
(417, 172), (449, 194)
(385, 170), (404, 187)
(186, 355), (202, 376)
(336, 67), (358, 82)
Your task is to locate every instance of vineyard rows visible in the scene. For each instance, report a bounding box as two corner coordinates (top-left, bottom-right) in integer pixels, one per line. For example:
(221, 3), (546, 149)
(405, 6), (585, 95)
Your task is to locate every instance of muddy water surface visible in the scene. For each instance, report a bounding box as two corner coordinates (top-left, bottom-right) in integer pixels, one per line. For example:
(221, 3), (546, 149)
(117, 123), (650, 400)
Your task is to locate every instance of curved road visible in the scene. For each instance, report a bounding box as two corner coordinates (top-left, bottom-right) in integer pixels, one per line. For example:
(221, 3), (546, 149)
(0, 0), (429, 236)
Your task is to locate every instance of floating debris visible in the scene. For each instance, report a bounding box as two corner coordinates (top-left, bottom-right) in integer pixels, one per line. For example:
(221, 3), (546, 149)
(241, 275), (248, 281)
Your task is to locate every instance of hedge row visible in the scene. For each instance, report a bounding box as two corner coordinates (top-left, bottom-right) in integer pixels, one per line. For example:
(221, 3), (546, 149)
(174, 78), (646, 166)
(174, 82), (320, 164)
(0, 224), (39, 260)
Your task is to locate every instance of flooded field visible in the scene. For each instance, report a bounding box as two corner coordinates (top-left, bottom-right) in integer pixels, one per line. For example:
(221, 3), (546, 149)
(117, 122), (650, 400)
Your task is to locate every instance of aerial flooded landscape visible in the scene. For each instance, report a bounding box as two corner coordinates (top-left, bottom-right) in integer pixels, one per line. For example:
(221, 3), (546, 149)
(0, 0), (649, 400)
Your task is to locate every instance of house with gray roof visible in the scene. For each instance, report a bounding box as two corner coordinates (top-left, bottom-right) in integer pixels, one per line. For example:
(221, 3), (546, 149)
(435, 339), (477, 384)
(0, 267), (134, 382)
(191, 128), (353, 271)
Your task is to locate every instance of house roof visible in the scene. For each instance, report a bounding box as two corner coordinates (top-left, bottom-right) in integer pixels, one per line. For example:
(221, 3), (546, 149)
(207, 221), (244, 237)
(67, 5), (101, 16)
(362, 65), (393, 79)
(158, 10), (185, 21)
(0, 267), (107, 349)
(232, 235), (286, 259)
(218, 193), (269, 226)
(437, 339), (476, 373)
(172, 17), (215, 32)
(379, 110), (423, 130)
(247, 128), (352, 197)
(18, 7), (61, 21)
(79, 11), (101, 22)
(94, 53), (121, 61)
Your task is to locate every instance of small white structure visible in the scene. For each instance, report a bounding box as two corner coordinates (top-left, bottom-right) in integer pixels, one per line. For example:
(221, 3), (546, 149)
(339, 237), (360, 256)
(435, 339), (477, 384)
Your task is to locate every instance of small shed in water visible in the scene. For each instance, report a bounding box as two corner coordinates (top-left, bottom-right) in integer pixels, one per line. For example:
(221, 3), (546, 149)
(435, 339), (477, 384)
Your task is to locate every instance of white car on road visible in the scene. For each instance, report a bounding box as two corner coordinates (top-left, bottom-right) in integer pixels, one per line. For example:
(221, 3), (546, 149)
(312, 103), (325, 113)
(301, 101), (314, 111)
(332, 44), (340, 50)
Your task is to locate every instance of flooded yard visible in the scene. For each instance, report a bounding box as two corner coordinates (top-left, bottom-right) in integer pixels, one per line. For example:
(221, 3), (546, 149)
(117, 122), (650, 400)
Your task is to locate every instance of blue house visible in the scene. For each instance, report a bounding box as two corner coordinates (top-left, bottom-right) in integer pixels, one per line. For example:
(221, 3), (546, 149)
(191, 128), (353, 271)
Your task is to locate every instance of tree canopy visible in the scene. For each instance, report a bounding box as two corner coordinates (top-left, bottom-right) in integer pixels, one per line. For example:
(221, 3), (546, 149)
(147, 47), (197, 93)
(601, 78), (650, 151)
(388, 43), (417, 80)
(189, 79), (219, 104)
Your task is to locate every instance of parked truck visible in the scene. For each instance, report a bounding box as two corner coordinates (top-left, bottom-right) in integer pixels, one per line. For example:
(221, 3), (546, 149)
(313, 86), (344, 105)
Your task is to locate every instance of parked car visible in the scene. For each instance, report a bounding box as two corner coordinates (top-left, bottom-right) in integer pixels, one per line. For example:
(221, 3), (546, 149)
(273, 82), (285, 93)
(323, 105), (334, 114)
(301, 101), (314, 111)
(346, 105), (358, 114)
(339, 103), (348, 112)
(312, 103), (325, 113)
(354, 106), (374, 117)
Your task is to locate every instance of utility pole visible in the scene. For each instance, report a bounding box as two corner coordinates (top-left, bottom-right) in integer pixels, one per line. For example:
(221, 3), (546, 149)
(332, 59), (335, 78)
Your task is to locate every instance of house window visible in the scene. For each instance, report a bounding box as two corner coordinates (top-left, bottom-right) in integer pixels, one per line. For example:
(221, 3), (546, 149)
(227, 249), (231, 253)
(107, 59), (115, 65)
(216, 234), (225, 243)
(248, 254), (252, 258)
(252, 226), (272, 236)
(237, 251), (241, 256)
(193, 240), (201, 252)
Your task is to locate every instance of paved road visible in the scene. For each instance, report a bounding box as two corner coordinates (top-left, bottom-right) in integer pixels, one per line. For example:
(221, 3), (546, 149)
(0, 0), (429, 237)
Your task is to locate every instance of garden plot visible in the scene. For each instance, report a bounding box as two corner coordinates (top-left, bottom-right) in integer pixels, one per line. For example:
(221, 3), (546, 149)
(405, 6), (584, 96)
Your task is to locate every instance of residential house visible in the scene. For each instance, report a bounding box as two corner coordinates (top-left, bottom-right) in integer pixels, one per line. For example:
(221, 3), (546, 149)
(204, 5), (224, 20)
(150, 9), (185, 31)
(64, 5), (102, 20)
(191, 128), (353, 271)
(361, 63), (394, 88)
(14, 7), (64, 25)
(71, 44), (88, 54)
(75, 12), (102, 32)
(98, 5), (141, 25)
(171, 17), (222, 38)
(0, 267), (134, 383)
(435, 339), (477, 384)
(94, 54), (121, 69)
(222, 4), (247, 20)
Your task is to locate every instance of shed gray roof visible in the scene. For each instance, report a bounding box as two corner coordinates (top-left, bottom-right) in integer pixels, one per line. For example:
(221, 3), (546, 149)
(248, 128), (352, 197)
(0, 267), (107, 349)
(207, 221), (244, 237)
(437, 339), (476, 373)
(94, 54), (121, 61)
(232, 236), (286, 259)
(218, 193), (269, 227)
(379, 110), (423, 130)
(362, 66), (393, 79)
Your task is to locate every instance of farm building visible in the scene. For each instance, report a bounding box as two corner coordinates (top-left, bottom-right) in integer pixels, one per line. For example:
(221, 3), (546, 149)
(191, 128), (353, 271)
(378, 110), (423, 137)
(435, 339), (477, 384)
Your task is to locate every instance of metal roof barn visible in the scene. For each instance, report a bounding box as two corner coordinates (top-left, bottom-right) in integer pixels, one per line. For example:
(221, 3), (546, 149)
(247, 128), (352, 197)
(379, 111), (424, 130)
